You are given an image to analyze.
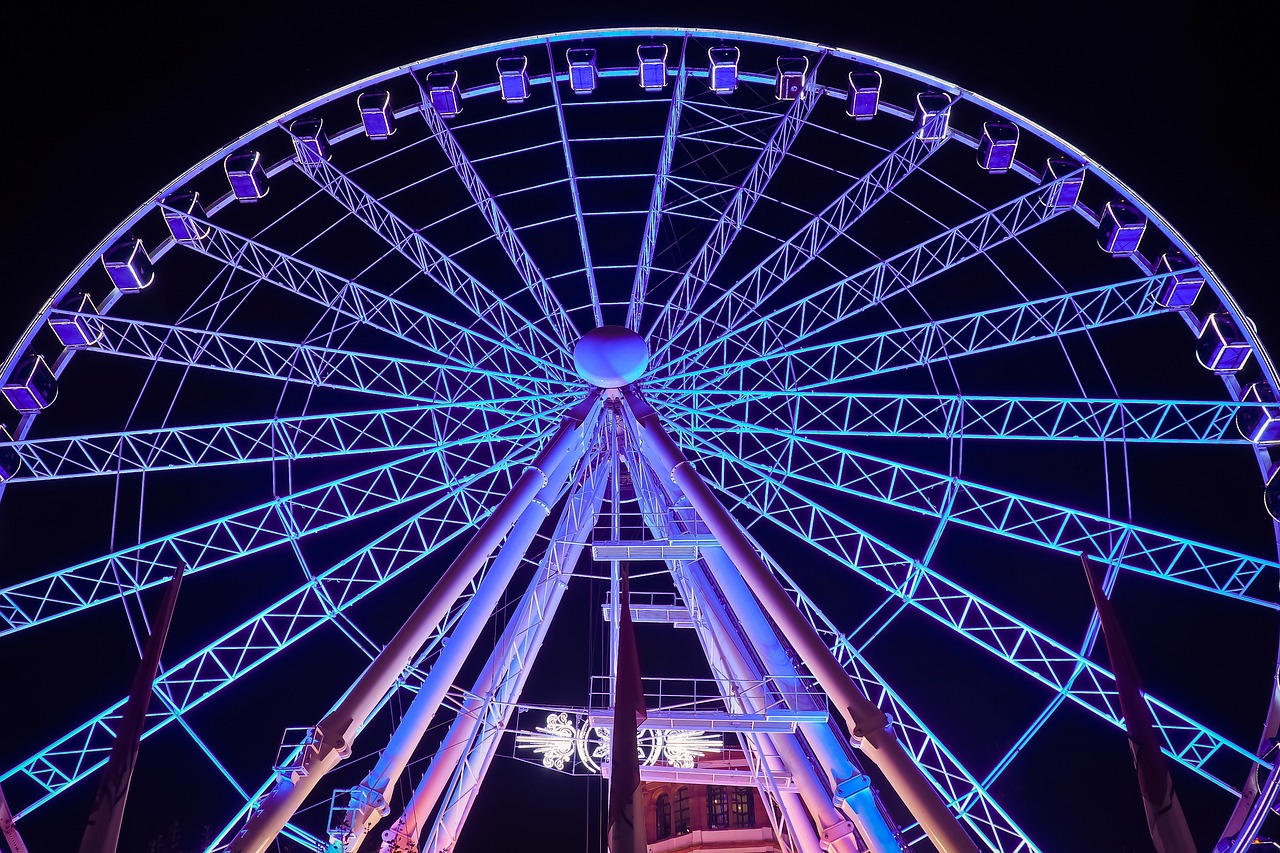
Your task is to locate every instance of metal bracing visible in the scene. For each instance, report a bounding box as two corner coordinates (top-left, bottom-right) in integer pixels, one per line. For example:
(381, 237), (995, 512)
(653, 389), (1263, 444)
(1, 454), (526, 818)
(643, 53), (826, 352)
(414, 88), (579, 348)
(0, 418), (550, 638)
(758, 548), (1039, 852)
(396, 454), (610, 853)
(292, 153), (571, 367)
(626, 37), (688, 332)
(656, 169), (1084, 376)
(619, 447), (855, 853)
(328, 448), (581, 852)
(651, 126), (944, 370)
(666, 408), (1279, 603)
(671, 426), (1268, 794)
(546, 39), (604, 328)
(651, 270), (1180, 392)
(1, 402), (562, 482)
(626, 390), (981, 853)
(624, 422), (980, 851)
(52, 309), (578, 407)
(166, 207), (575, 382)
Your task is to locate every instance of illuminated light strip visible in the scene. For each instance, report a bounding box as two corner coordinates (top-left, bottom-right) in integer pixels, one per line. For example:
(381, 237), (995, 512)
(546, 39), (605, 328)
(653, 390), (1260, 444)
(643, 52), (826, 353)
(415, 87), (578, 349)
(168, 208), (575, 383)
(52, 310), (578, 405)
(673, 426), (1269, 793)
(667, 406), (1279, 603)
(2, 401), (564, 481)
(651, 126), (946, 371)
(626, 36), (688, 331)
(656, 170), (1082, 378)
(0, 414), (555, 636)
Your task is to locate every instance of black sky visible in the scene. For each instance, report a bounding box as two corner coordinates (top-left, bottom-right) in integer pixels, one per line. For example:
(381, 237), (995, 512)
(1, 2), (1277, 852)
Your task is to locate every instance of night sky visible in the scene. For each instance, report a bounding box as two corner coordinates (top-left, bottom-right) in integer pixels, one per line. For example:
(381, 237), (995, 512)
(1, 2), (1276, 852)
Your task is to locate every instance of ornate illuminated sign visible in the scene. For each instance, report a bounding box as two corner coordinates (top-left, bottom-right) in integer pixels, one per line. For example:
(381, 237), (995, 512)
(515, 713), (721, 772)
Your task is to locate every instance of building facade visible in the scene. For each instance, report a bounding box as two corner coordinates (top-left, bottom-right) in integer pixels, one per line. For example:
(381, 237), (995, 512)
(642, 780), (779, 852)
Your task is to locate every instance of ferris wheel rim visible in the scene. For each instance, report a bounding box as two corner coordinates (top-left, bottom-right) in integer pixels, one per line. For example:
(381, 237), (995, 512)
(0, 27), (1275, 853)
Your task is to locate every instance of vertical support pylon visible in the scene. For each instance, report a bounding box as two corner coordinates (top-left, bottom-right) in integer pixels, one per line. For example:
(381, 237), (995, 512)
(230, 395), (598, 853)
(624, 388), (979, 853)
(1082, 554), (1196, 853)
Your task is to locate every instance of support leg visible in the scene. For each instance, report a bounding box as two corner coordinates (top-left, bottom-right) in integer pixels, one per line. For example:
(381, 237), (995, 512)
(625, 389), (978, 853)
(229, 396), (598, 853)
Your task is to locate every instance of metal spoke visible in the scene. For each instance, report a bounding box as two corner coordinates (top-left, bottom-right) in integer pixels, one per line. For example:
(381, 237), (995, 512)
(657, 168), (1083, 377)
(654, 389), (1261, 444)
(413, 83), (579, 346)
(54, 310), (576, 405)
(2, 400), (560, 481)
(545, 40), (604, 327)
(292, 153), (571, 366)
(627, 37), (689, 331)
(650, 270), (1179, 392)
(666, 405), (1280, 603)
(643, 52), (826, 347)
(0, 413), (554, 637)
(166, 205), (573, 380)
(651, 126), (945, 369)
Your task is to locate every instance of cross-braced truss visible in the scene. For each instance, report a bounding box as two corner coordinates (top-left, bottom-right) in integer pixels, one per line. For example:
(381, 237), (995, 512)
(1, 28), (1277, 853)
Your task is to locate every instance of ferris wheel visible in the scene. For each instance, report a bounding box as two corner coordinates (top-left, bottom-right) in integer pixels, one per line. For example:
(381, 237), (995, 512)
(1, 27), (1277, 853)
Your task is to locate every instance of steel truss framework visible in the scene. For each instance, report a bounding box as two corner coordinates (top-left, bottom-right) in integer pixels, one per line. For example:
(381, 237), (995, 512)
(1, 27), (1278, 853)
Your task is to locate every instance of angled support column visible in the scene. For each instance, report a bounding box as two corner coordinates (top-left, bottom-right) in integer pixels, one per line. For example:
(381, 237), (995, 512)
(696, 544), (902, 853)
(623, 446), (882, 853)
(0, 783), (27, 853)
(328, 449), (581, 851)
(229, 394), (599, 853)
(382, 457), (610, 853)
(624, 388), (979, 853)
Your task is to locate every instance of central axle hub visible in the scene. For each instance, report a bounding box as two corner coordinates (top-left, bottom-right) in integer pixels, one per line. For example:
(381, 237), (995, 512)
(572, 326), (649, 388)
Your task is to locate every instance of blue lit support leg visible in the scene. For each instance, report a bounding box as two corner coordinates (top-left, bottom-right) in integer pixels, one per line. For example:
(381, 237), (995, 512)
(621, 454), (837, 853)
(630, 441), (901, 853)
(696, 543), (903, 853)
(384, 456), (609, 853)
(625, 388), (979, 853)
(329, 448), (580, 852)
(228, 394), (598, 853)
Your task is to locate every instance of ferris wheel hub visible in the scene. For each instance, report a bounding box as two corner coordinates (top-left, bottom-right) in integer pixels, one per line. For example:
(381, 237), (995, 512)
(572, 326), (650, 388)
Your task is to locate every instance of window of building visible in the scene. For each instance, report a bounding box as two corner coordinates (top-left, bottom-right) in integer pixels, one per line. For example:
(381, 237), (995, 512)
(675, 786), (691, 833)
(731, 786), (755, 828)
(656, 793), (672, 839)
(707, 785), (729, 829)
